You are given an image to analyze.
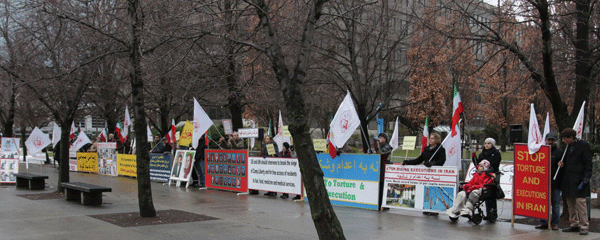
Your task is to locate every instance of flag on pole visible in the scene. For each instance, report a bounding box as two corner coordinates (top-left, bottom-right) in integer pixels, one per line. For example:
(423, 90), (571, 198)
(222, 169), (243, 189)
(192, 98), (214, 149)
(390, 117), (399, 151)
(115, 120), (125, 143)
(164, 119), (176, 146)
(267, 119), (273, 137)
(451, 83), (463, 137)
(25, 127), (52, 156)
(52, 123), (61, 148)
(123, 106), (131, 141)
(250, 122), (256, 149)
(147, 125), (153, 142)
(274, 111), (291, 150)
(69, 121), (77, 141)
(542, 112), (550, 141)
(179, 120), (194, 147)
(421, 116), (429, 153)
(72, 130), (91, 152)
(98, 128), (107, 142)
(573, 101), (586, 139)
(527, 103), (543, 154)
(327, 132), (337, 159)
(443, 122), (462, 167)
(329, 91), (361, 148)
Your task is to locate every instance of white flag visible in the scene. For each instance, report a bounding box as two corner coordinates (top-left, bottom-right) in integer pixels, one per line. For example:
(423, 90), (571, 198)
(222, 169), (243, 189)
(192, 98), (214, 149)
(329, 91), (361, 148)
(527, 103), (543, 154)
(542, 112), (550, 141)
(147, 125), (153, 142)
(123, 106), (131, 139)
(443, 124), (462, 167)
(573, 101), (586, 139)
(52, 123), (61, 148)
(25, 127), (52, 156)
(72, 130), (91, 152)
(274, 111), (291, 150)
(390, 117), (399, 151)
(251, 122), (256, 149)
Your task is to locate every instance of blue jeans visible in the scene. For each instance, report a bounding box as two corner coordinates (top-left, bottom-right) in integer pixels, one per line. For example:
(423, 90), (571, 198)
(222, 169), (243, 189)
(194, 160), (205, 186)
(540, 188), (561, 226)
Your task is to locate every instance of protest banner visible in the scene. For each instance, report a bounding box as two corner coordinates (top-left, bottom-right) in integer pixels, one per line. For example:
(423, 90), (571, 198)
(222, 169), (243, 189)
(178, 121), (193, 147)
(313, 139), (327, 152)
(205, 150), (248, 193)
(97, 142), (117, 176)
(223, 119), (233, 135)
(381, 165), (458, 212)
(0, 137), (20, 183)
(512, 143), (550, 221)
(237, 128), (259, 138)
(282, 126), (291, 137)
(118, 154), (137, 177)
(465, 163), (514, 199)
(313, 153), (380, 210)
(76, 152), (98, 173)
(401, 136), (417, 150)
(169, 150), (196, 187)
(150, 154), (172, 182)
(248, 157), (302, 195)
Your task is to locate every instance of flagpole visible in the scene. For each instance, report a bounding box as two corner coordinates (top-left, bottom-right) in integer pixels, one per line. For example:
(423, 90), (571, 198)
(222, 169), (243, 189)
(359, 124), (371, 152)
(553, 145), (568, 180)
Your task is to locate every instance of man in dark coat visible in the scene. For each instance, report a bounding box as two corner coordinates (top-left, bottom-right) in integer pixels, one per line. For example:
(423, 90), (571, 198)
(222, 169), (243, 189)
(375, 133), (393, 211)
(559, 128), (592, 235)
(536, 133), (564, 230)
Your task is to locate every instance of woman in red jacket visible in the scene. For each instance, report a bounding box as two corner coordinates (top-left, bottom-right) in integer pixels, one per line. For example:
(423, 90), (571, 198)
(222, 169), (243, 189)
(446, 160), (494, 218)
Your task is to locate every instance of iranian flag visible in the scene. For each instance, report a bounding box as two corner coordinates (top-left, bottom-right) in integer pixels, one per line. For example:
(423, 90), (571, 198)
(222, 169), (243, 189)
(98, 128), (108, 142)
(573, 101), (586, 139)
(69, 122), (77, 141)
(165, 119), (176, 146)
(122, 106), (131, 141)
(451, 83), (463, 137)
(390, 117), (399, 151)
(421, 116), (429, 153)
(115, 120), (125, 143)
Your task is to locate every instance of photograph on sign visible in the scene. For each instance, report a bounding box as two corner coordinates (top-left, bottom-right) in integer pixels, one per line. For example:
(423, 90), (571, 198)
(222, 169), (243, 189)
(205, 150), (248, 193)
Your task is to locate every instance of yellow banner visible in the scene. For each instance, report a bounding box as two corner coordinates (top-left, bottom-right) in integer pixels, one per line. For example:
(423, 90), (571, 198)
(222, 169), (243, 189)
(283, 126), (291, 137)
(402, 136), (417, 150)
(77, 152), (98, 173)
(118, 154), (137, 177)
(179, 120), (193, 146)
(313, 139), (327, 152)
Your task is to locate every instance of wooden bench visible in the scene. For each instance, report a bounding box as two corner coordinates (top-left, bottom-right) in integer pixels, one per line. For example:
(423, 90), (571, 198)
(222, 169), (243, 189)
(59, 182), (112, 206)
(14, 173), (49, 190)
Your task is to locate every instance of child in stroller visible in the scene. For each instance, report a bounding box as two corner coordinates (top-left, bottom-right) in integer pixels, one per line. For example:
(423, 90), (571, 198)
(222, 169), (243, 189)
(446, 160), (497, 224)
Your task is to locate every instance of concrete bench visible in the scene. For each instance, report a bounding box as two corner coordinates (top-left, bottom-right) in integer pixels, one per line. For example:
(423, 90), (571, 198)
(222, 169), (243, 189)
(59, 182), (112, 206)
(14, 173), (49, 190)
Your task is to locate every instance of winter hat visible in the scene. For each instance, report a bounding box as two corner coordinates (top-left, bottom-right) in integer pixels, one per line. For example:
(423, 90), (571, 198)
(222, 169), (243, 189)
(484, 138), (496, 146)
(378, 133), (388, 141)
(479, 160), (491, 171)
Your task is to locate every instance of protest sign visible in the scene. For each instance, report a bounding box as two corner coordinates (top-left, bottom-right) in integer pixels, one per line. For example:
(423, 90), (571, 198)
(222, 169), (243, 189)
(205, 150), (248, 193)
(223, 119), (233, 135)
(401, 136), (417, 150)
(150, 154), (172, 182)
(97, 142), (117, 176)
(381, 165), (458, 212)
(513, 143), (550, 220)
(169, 150), (196, 187)
(0, 138), (20, 183)
(313, 139), (327, 152)
(118, 154), (137, 177)
(248, 157), (302, 195)
(76, 152), (98, 173)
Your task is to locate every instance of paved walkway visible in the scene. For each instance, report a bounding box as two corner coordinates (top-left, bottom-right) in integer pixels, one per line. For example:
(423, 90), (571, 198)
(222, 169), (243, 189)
(0, 164), (598, 240)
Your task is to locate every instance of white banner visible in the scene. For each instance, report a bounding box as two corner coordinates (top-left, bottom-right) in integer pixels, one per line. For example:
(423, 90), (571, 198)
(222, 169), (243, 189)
(238, 128), (259, 138)
(464, 163), (513, 199)
(248, 157), (302, 195)
(382, 165), (458, 212)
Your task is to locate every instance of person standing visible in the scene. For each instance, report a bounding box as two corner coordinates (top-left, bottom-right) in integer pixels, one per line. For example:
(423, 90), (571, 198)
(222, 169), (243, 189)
(193, 136), (207, 187)
(475, 137), (501, 221)
(559, 128), (592, 235)
(251, 135), (279, 196)
(375, 133), (392, 211)
(219, 132), (245, 149)
(536, 133), (563, 230)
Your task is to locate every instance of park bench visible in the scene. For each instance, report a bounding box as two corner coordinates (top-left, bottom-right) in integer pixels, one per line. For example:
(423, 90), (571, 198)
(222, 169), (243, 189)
(14, 173), (49, 190)
(59, 182), (112, 206)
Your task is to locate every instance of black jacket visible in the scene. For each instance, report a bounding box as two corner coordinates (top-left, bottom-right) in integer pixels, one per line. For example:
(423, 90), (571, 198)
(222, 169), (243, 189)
(404, 145), (445, 167)
(261, 142), (279, 157)
(561, 140), (592, 198)
(549, 144), (564, 189)
(377, 142), (393, 164)
(477, 147), (501, 172)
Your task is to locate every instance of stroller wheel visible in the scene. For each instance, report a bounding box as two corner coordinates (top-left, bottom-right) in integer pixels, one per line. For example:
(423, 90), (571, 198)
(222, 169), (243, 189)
(449, 216), (459, 222)
(471, 213), (483, 225)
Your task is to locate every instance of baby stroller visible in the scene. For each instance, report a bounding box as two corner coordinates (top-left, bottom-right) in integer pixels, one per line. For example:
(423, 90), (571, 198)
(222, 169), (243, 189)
(449, 171), (503, 225)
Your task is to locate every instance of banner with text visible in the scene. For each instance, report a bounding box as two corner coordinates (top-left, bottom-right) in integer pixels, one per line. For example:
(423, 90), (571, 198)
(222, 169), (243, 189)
(97, 142), (117, 176)
(314, 153), (380, 210)
(0, 137), (20, 183)
(118, 154), (137, 177)
(382, 165), (458, 212)
(513, 143), (550, 220)
(465, 163), (514, 199)
(77, 152), (98, 173)
(150, 154), (172, 182)
(248, 157), (302, 195)
(205, 150), (248, 193)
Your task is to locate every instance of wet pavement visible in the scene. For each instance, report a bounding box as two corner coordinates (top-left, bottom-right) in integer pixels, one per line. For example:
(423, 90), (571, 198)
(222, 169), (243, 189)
(1, 164), (599, 240)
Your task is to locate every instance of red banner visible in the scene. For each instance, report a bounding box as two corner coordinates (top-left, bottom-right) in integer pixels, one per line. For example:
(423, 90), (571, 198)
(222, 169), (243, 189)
(513, 143), (550, 220)
(205, 150), (248, 193)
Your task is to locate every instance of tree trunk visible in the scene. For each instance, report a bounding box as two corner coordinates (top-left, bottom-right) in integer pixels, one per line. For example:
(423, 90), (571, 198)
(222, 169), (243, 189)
(128, 0), (156, 218)
(58, 121), (71, 192)
(3, 80), (15, 137)
(252, 0), (345, 238)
